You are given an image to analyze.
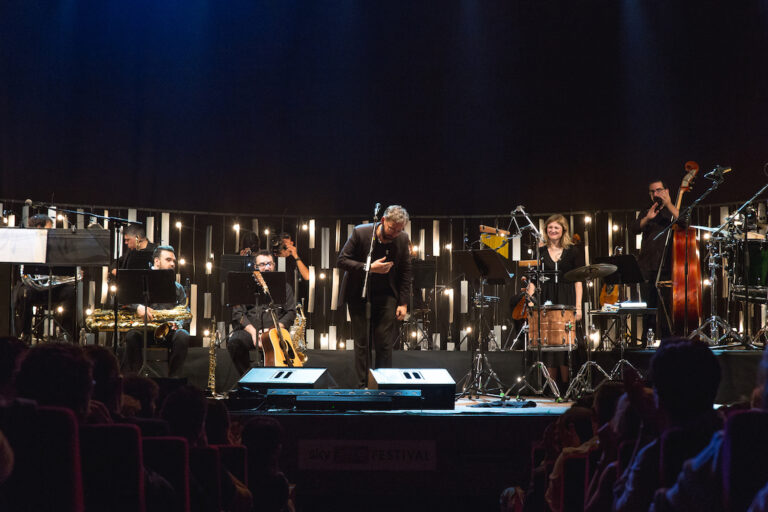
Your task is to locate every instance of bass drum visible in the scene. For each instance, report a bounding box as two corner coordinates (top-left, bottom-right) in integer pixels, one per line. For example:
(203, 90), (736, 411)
(527, 305), (576, 350)
(732, 239), (768, 302)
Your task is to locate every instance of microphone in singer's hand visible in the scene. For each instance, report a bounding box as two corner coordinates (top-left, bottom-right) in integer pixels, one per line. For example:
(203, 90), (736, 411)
(653, 196), (664, 212)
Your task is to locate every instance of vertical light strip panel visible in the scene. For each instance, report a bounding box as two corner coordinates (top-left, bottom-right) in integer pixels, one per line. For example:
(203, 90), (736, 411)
(308, 266), (316, 313)
(103, 209), (109, 229)
(329, 325), (337, 351)
(321, 227), (330, 269)
(584, 219), (590, 265)
(127, 209), (137, 223)
(432, 220), (440, 257)
(309, 220), (316, 249)
(205, 226), (213, 260)
(204, 292), (212, 318)
(335, 220), (341, 252)
(100, 267), (109, 304)
(330, 268), (340, 311)
(607, 213), (613, 252)
(146, 217), (155, 243)
(306, 328), (315, 350)
(418, 228), (425, 260)
(161, 212), (170, 246)
(512, 237), (521, 261)
(190, 284), (198, 336)
(77, 209), (85, 230)
(460, 280), (468, 314)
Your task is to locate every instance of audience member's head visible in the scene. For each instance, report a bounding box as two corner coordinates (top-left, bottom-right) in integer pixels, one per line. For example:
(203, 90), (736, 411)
(649, 337), (721, 425)
(160, 385), (208, 446)
(205, 398), (232, 445)
(15, 343), (93, 420)
(83, 345), (123, 415)
(592, 380), (625, 426)
(557, 406), (595, 448)
(122, 375), (160, 418)
(610, 392), (645, 443)
(0, 337), (27, 400)
(241, 416), (285, 470)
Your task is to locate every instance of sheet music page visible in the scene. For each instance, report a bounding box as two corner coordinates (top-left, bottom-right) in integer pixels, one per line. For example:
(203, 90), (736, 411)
(0, 228), (48, 263)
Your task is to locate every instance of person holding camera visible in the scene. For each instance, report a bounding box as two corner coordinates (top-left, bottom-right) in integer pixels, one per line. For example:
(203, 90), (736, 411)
(273, 232), (309, 281)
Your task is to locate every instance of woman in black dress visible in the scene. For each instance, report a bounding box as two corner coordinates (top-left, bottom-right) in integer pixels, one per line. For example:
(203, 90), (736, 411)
(527, 214), (584, 386)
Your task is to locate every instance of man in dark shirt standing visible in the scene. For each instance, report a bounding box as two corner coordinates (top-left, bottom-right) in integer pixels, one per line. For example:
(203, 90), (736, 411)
(338, 205), (412, 388)
(629, 180), (680, 339)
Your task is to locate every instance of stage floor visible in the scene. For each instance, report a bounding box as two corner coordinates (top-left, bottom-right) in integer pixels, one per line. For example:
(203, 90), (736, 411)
(162, 346), (763, 404)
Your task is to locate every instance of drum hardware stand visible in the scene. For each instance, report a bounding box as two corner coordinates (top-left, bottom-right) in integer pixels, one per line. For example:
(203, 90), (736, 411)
(503, 320), (527, 351)
(564, 267), (614, 400)
(693, 181), (768, 348)
(453, 249), (513, 399)
(501, 208), (561, 401)
(689, 233), (745, 347)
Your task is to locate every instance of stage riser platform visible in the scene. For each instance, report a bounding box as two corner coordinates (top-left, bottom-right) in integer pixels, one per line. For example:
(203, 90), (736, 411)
(153, 348), (761, 404)
(230, 410), (556, 510)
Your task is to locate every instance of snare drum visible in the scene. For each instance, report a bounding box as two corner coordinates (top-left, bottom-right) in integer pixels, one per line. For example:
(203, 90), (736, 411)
(528, 305), (576, 349)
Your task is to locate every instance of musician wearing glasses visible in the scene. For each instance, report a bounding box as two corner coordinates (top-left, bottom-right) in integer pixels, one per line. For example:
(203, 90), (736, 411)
(227, 250), (296, 376)
(630, 179), (679, 340)
(338, 205), (413, 388)
(122, 245), (190, 377)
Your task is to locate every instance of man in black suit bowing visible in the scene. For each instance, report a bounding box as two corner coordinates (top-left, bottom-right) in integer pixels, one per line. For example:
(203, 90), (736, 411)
(338, 205), (413, 388)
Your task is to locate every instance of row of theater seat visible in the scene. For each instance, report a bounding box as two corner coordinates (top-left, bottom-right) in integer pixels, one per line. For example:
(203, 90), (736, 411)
(0, 401), (247, 512)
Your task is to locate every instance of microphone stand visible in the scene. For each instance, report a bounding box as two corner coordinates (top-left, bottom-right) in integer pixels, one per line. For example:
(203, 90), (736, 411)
(361, 203), (381, 387)
(502, 207), (561, 401)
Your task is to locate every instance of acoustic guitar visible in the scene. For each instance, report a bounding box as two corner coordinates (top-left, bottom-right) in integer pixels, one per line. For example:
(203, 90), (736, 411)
(252, 270), (304, 367)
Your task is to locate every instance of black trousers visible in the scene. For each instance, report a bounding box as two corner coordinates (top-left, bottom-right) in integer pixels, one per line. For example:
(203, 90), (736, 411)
(348, 294), (397, 388)
(123, 328), (190, 377)
(227, 329), (262, 376)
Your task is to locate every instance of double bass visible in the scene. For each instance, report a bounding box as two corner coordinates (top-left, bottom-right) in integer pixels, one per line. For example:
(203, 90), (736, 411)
(671, 161), (703, 332)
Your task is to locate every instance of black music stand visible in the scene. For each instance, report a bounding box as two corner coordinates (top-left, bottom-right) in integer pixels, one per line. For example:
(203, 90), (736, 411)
(226, 271), (286, 306)
(454, 249), (512, 399)
(401, 259), (436, 350)
(219, 255), (256, 281)
(594, 255), (645, 344)
(117, 269), (176, 377)
(123, 249), (154, 271)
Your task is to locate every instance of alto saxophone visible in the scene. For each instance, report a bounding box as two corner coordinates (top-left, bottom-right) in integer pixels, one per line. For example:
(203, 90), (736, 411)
(289, 303), (309, 364)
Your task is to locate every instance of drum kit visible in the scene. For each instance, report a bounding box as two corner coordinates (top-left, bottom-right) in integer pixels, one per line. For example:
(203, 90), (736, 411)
(689, 216), (768, 347)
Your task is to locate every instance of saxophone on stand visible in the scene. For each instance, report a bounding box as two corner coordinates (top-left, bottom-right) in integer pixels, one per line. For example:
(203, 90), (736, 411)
(207, 319), (225, 398)
(290, 302), (309, 364)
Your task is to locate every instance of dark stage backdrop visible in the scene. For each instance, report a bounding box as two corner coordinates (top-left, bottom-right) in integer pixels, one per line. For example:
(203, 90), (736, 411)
(2, 1), (768, 216)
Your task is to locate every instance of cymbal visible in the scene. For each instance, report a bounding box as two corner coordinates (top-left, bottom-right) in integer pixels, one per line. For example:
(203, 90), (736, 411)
(564, 263), (617, 282)
(690, 225), (723, 232)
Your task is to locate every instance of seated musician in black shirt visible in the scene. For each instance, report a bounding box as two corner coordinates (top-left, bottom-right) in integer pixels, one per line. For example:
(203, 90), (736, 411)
(111, 225), (156, 276)
(227, 250), (296, 376)
(121, 245), (190, 377)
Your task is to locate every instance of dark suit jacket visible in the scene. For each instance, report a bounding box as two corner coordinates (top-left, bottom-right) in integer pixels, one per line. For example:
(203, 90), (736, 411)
(337, 223), (412, 306)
